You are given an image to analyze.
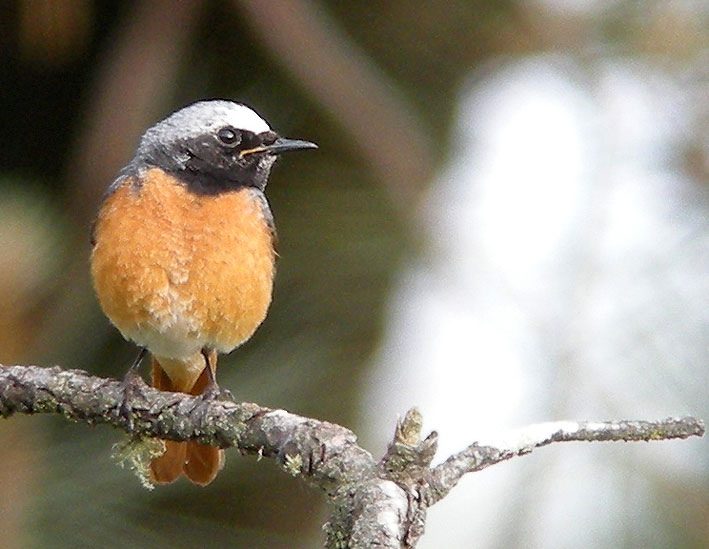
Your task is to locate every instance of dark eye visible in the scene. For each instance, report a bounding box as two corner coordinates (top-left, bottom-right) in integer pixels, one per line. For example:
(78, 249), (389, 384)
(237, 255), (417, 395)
(217, 127), (240, 146)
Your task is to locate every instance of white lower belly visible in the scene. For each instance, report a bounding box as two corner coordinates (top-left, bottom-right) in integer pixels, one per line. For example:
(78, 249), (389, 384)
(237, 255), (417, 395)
(121, 287), (205, 360)
(125, 323), (203, 360)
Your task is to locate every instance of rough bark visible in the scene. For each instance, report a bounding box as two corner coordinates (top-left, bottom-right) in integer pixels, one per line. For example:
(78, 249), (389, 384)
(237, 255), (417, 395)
(0, 364), (704, 548)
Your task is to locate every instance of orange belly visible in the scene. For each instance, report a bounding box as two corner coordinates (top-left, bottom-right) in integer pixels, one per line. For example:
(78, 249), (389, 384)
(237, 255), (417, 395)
(90, 168), (275, 360)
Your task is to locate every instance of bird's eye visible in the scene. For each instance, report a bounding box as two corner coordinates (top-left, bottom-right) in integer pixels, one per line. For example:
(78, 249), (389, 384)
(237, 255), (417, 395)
(217, 127), (240, 146)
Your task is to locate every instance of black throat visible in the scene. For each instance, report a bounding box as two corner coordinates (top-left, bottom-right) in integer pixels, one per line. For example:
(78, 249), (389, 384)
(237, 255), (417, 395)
(171, 162), (265, 196)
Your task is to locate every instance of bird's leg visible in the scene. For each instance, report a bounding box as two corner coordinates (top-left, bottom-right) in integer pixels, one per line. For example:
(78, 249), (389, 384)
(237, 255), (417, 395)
(127, 347), (148, 377)
(199, 348), (234, 402)
(119, 347), (149, 430)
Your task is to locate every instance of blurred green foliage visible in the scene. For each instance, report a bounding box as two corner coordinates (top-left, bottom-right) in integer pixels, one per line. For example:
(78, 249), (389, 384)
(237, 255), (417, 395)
(0, 1), (706, 548)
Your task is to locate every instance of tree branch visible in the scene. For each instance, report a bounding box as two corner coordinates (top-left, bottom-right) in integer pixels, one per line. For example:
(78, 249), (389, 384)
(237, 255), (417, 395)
(428, 418), (705, 505)
(0, 364), (704, 548)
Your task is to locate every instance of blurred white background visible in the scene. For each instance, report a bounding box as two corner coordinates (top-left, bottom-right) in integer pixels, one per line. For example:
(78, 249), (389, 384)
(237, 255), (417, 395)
(362, 52), (708, 548)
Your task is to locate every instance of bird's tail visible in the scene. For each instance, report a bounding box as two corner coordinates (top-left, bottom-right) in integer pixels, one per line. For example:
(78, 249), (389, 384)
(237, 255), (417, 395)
(149, 351), (224, 486)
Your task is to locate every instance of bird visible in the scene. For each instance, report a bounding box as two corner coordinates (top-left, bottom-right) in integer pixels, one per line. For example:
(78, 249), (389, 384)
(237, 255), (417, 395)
(90, 100), (317, 486)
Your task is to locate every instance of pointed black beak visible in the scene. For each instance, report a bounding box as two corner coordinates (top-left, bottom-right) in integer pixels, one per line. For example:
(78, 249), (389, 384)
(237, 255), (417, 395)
(240, 137), (318, 158)
(265, 137), (318, 155)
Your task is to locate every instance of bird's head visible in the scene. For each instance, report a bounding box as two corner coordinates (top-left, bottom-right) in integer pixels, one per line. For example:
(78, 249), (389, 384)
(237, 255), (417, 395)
(132, 100), (317, 193)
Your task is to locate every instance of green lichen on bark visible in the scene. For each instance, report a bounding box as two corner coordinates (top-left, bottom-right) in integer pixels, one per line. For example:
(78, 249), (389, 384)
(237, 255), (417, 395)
(112, 436), (166, 490)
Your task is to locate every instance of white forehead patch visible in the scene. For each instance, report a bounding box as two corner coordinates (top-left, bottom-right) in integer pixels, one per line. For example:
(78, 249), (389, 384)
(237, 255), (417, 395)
(141, 100), (272, 152)
(172, 100), (271, 133)
(216, 102), (271, 133)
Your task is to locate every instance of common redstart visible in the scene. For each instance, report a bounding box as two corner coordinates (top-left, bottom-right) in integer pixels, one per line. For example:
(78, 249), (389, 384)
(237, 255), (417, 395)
(90, 100), (316, 485)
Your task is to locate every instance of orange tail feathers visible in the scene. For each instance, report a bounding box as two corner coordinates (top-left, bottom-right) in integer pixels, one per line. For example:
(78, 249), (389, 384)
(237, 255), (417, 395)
(149, 352), (225, 486)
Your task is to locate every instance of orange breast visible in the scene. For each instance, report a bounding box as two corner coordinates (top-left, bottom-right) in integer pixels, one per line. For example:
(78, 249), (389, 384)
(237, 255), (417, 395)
(90, 168), (275, 358)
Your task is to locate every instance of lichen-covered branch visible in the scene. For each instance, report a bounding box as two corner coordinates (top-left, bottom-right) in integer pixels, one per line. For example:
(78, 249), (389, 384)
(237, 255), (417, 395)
(0, 364), (704, 548)
(0, 364), (374, 492)
(428, 417), (706, 505)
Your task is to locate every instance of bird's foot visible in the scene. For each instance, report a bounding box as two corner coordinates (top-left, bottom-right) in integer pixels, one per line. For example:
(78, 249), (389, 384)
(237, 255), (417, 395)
(200, 380), (235, 403)
(119, 348), (149, 431)
(198, 349), (235, 403)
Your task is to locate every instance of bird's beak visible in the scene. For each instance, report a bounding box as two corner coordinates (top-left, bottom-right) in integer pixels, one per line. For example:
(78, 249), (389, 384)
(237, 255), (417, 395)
(240, 137), (318, 158)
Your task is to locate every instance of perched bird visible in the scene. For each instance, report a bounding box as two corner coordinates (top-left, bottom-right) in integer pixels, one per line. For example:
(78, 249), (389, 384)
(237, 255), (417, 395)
(90, 100), (316, 485)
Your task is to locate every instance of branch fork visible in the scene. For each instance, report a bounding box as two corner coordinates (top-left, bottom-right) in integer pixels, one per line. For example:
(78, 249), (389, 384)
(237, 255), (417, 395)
(0, 364), (704, 548)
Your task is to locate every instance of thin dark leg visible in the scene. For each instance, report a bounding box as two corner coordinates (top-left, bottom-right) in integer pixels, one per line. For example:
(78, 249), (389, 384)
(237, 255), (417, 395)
(124, 347), (148, 381)
(200, 348), (216, 387)
(199, 348), (233, 402)
(120, 347), (149, 430)
(127, 347), (148, 375)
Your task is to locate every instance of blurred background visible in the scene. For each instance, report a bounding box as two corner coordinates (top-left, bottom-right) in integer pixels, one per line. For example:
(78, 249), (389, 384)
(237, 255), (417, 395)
(0, 1), (706, 547)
